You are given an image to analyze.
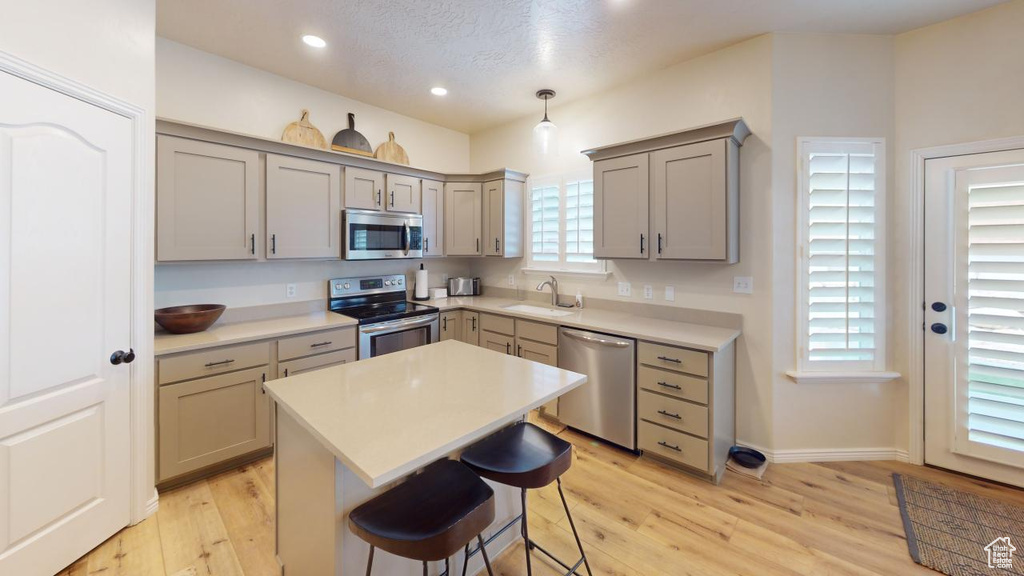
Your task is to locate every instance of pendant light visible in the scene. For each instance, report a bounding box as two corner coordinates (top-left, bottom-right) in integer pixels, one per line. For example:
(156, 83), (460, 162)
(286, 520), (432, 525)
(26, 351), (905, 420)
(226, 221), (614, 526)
(533, 89), (558, 156)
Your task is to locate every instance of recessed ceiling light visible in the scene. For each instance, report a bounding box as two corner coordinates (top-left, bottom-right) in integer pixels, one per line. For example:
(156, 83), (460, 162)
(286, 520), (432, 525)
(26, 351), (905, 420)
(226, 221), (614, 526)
(431, 87), (448, 96)
(302, 35), (326, 48)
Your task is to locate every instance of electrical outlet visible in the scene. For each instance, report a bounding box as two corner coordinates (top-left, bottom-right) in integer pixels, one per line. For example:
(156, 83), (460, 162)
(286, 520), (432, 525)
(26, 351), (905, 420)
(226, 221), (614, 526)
(286, 283), (297, 298)
(617, 282), (632, 297)
(733, 276), (753, 294)
(508, 274), (516, 287)
(665, 286), (675, 302)
(643, 284), (653, 300)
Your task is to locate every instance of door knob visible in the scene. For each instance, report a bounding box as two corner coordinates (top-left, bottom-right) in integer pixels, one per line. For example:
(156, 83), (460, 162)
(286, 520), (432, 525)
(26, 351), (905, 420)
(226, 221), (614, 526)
(931, 302), (947, 312)
(110, 348), (135, 365)
(931, 323), (948, 335)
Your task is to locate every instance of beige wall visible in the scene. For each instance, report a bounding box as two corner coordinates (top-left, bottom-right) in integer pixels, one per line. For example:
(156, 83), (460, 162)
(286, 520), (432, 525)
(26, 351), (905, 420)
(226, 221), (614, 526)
(770, 34), (899, 452)
(891, 0), (1024, 452)
(156, 38), (471, 174)
(470, 36), (777, 447)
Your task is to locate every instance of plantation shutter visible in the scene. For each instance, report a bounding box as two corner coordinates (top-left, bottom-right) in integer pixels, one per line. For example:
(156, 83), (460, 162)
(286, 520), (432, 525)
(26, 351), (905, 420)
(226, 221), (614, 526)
(530, 184), (560, 263)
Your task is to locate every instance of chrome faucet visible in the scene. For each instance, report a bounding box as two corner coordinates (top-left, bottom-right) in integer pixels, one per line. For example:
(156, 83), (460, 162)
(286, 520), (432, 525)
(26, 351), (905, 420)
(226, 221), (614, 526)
(536, 275), (559, 307)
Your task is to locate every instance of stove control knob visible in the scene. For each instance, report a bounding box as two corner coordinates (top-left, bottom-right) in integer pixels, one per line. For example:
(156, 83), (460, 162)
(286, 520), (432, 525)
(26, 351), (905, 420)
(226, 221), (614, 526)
(384, 280), (391, 286)
(397, 279), (403, 285)
(343, 283), (350, 289)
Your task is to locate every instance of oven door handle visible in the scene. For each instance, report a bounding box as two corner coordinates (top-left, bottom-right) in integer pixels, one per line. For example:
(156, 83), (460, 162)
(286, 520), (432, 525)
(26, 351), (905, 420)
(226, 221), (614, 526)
(359, 314), (437, 334)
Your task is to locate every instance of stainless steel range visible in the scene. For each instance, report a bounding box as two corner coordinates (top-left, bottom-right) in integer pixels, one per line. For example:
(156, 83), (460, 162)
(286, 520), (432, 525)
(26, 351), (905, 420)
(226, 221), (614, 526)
(329, 274), (439, 360)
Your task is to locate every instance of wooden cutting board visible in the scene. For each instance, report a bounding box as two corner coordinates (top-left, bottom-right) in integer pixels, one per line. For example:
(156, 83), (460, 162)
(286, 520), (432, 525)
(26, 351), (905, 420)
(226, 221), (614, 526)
(281, 109), (328, 150)
(374, 131), (410, 165)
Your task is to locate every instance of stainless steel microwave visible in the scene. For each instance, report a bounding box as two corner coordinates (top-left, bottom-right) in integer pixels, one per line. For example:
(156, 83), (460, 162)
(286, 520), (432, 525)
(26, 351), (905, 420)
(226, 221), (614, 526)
(343, 209), (423, 260)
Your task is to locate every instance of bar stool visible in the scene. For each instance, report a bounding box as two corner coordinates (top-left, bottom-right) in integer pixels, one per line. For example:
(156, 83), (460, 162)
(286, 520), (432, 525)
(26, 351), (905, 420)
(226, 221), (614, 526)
(348, 459), (496, 576)
(460, 422), (592, 576)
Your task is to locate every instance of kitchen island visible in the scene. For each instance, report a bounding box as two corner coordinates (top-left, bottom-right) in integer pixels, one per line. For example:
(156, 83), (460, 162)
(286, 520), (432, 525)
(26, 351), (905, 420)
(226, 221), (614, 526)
(263, 339), (586, 576)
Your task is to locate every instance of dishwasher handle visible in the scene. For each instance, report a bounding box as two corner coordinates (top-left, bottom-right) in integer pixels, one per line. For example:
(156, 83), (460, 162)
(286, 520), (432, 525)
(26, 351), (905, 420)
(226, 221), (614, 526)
(561, 329), (631, 348)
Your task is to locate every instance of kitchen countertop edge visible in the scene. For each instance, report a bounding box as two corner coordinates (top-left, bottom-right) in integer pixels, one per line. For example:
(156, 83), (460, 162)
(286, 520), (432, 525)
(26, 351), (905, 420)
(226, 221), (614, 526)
(154, 312), (359, 357)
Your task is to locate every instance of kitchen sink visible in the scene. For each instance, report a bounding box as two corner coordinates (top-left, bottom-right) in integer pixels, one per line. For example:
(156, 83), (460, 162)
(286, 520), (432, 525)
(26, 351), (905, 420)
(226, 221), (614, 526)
(501, 304), (575, 317)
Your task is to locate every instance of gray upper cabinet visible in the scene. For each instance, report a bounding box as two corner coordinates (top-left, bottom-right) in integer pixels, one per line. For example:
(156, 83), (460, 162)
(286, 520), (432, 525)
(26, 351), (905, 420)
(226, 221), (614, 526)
(266, 154), (342, 259)
(445, 182), (483, 256)
(157, 135), (260, 261)
(652, 139), (736, 262)
(483, 179), (525, 258)
(421, 179), (445, 257)
(344, 166), (385, 210)
(386, 173), (421, 213)
(584, 118), (749, 264)
(592, 154), (650, 259)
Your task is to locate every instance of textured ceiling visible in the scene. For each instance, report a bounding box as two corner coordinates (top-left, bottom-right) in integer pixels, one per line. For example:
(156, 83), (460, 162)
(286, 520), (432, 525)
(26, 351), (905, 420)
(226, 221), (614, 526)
(157, 0), (1005, 133)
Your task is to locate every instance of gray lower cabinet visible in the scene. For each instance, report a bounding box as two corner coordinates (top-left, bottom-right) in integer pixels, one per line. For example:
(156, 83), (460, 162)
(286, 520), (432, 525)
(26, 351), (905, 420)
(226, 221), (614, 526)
(461, 311), (480, 345)
(480, 330), (514, 355)
(156, 135), (260, 261)
(266, 154), (342, 259)
(477, 314), (560, 417)
(158, 365), (271, 484)
(636, 340), (735, 483)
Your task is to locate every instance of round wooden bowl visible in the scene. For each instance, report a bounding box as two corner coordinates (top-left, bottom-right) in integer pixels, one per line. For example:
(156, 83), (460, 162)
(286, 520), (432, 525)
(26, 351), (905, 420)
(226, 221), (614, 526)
(155, 304), (226, 334)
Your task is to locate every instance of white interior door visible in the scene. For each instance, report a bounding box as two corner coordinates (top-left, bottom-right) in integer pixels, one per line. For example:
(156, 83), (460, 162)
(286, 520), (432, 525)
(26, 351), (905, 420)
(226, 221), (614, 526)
(0, 71), (133, 574)
(924, 148), (1024, 487)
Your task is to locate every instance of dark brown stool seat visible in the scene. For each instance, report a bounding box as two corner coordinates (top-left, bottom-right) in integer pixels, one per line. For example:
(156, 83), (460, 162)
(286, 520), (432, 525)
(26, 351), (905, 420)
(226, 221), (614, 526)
(349, 459), (496, 575)
(460, 422), (592, 576)
(460, 421), (572, 489)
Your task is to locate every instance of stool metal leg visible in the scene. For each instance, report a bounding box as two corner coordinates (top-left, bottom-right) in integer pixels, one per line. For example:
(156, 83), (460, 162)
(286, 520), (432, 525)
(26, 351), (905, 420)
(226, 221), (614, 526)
(461, 543), (471, 576)
(558, 478), (593, 576)
(422, 560), (428, 576)
(478, 534), (495, 576)
(521, 488), (533, 576)
(365, 545), (375, 576)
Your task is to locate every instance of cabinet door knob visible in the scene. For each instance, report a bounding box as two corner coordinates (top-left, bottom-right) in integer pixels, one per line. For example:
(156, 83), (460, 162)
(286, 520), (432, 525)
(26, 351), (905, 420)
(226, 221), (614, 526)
(931, 302), (947, 312)
(931, 323), (948, 335)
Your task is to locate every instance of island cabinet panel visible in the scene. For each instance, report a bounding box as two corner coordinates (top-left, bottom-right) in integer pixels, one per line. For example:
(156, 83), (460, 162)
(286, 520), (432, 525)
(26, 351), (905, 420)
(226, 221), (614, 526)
(421, 179), (445, 257)
(593, 153), (649, 259)
(636, 340), (734, 484)
(266, 154), (342, 259)
(460, 311), (480, 345)
(158, 366), (271, 483)
(344, 167), (385, 210)
(440, 310), (462, 341)
(652, 139), (735, 262)
(444, 182), (483, 255)
(156, 135), (260, 261)
(385, 173), (421, 213)
(278, 348), (356, 378)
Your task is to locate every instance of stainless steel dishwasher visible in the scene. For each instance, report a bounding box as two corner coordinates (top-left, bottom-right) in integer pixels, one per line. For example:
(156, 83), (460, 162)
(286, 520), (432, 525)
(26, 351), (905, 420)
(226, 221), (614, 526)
(557, 327), (636, 450)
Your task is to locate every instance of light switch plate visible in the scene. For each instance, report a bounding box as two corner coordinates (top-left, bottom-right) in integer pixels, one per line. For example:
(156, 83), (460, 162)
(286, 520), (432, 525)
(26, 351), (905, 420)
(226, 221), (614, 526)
(617, 282), (632, 297)
(643, 285), (653, 300)
(733, 276), (754, 294)
(665, 286), (675, 301)
(507, 274), (516, 287)
(286, 284), (297, 298)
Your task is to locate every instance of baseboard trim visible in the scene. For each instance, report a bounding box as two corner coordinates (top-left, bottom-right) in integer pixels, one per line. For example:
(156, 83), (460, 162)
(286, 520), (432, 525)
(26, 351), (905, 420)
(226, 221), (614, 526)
(735, 441), (910, 464)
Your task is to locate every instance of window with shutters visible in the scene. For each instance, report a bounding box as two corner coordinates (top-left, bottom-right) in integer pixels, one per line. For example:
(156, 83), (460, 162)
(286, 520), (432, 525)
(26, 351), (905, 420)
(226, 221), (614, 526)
(796, 138), (887, 373)
(526, 173), (606, 274)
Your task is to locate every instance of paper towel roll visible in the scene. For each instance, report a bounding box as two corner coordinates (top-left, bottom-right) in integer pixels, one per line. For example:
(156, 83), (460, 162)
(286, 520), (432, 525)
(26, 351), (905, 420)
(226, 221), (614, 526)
(414, 268), (429, 299)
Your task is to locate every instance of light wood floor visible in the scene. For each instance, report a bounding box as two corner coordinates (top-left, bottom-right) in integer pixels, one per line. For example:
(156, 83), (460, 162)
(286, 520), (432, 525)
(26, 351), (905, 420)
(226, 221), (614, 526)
(58, 418), (1024, 576)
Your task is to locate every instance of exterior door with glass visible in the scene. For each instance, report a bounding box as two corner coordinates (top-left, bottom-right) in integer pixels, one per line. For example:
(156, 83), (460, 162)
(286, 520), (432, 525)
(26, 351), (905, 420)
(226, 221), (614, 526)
(924, 149), (1024, 487)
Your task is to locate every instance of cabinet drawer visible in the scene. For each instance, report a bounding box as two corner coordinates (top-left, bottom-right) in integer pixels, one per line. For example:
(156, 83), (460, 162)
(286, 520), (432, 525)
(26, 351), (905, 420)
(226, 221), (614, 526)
(516, 319), (557, 345)
(159, 342), (271, 385)
(279, 348), (356, 377)
(279, 327), (356, 361)
(158, 366), (270, 482)
(638, 366), (708, 405)
(638, 390), (708, 439)
(480, 313), (515, 336)
(638, 342), (708, 377)
(639, 421), (708, 472)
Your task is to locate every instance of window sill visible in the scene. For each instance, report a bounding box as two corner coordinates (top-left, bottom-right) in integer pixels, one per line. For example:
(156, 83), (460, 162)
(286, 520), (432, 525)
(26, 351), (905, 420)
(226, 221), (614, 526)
(521, 267), (612, 279)
(785, 371), (902, 385)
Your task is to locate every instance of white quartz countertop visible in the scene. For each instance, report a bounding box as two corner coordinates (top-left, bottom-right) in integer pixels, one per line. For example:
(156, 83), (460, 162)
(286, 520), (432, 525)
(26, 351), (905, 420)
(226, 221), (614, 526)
(154, 311), (357, 356)
(263, 340), (586, 488)
(431, 296), (740, 353)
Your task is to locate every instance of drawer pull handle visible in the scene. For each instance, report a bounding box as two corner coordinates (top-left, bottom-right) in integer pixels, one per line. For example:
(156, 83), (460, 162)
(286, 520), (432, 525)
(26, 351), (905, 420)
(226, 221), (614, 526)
(658, 381), (682, 390)
(310, 341), (332, 348)
(658, 441), (682, 452)
(657, 410), (682, 420)
(657, 355), (682, 364)
(205, 359), (235, 367)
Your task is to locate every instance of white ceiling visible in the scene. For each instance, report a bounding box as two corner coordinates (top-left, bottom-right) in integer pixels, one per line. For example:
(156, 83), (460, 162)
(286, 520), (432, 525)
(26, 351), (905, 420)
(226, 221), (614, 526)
(157, 0), (1005, 133)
